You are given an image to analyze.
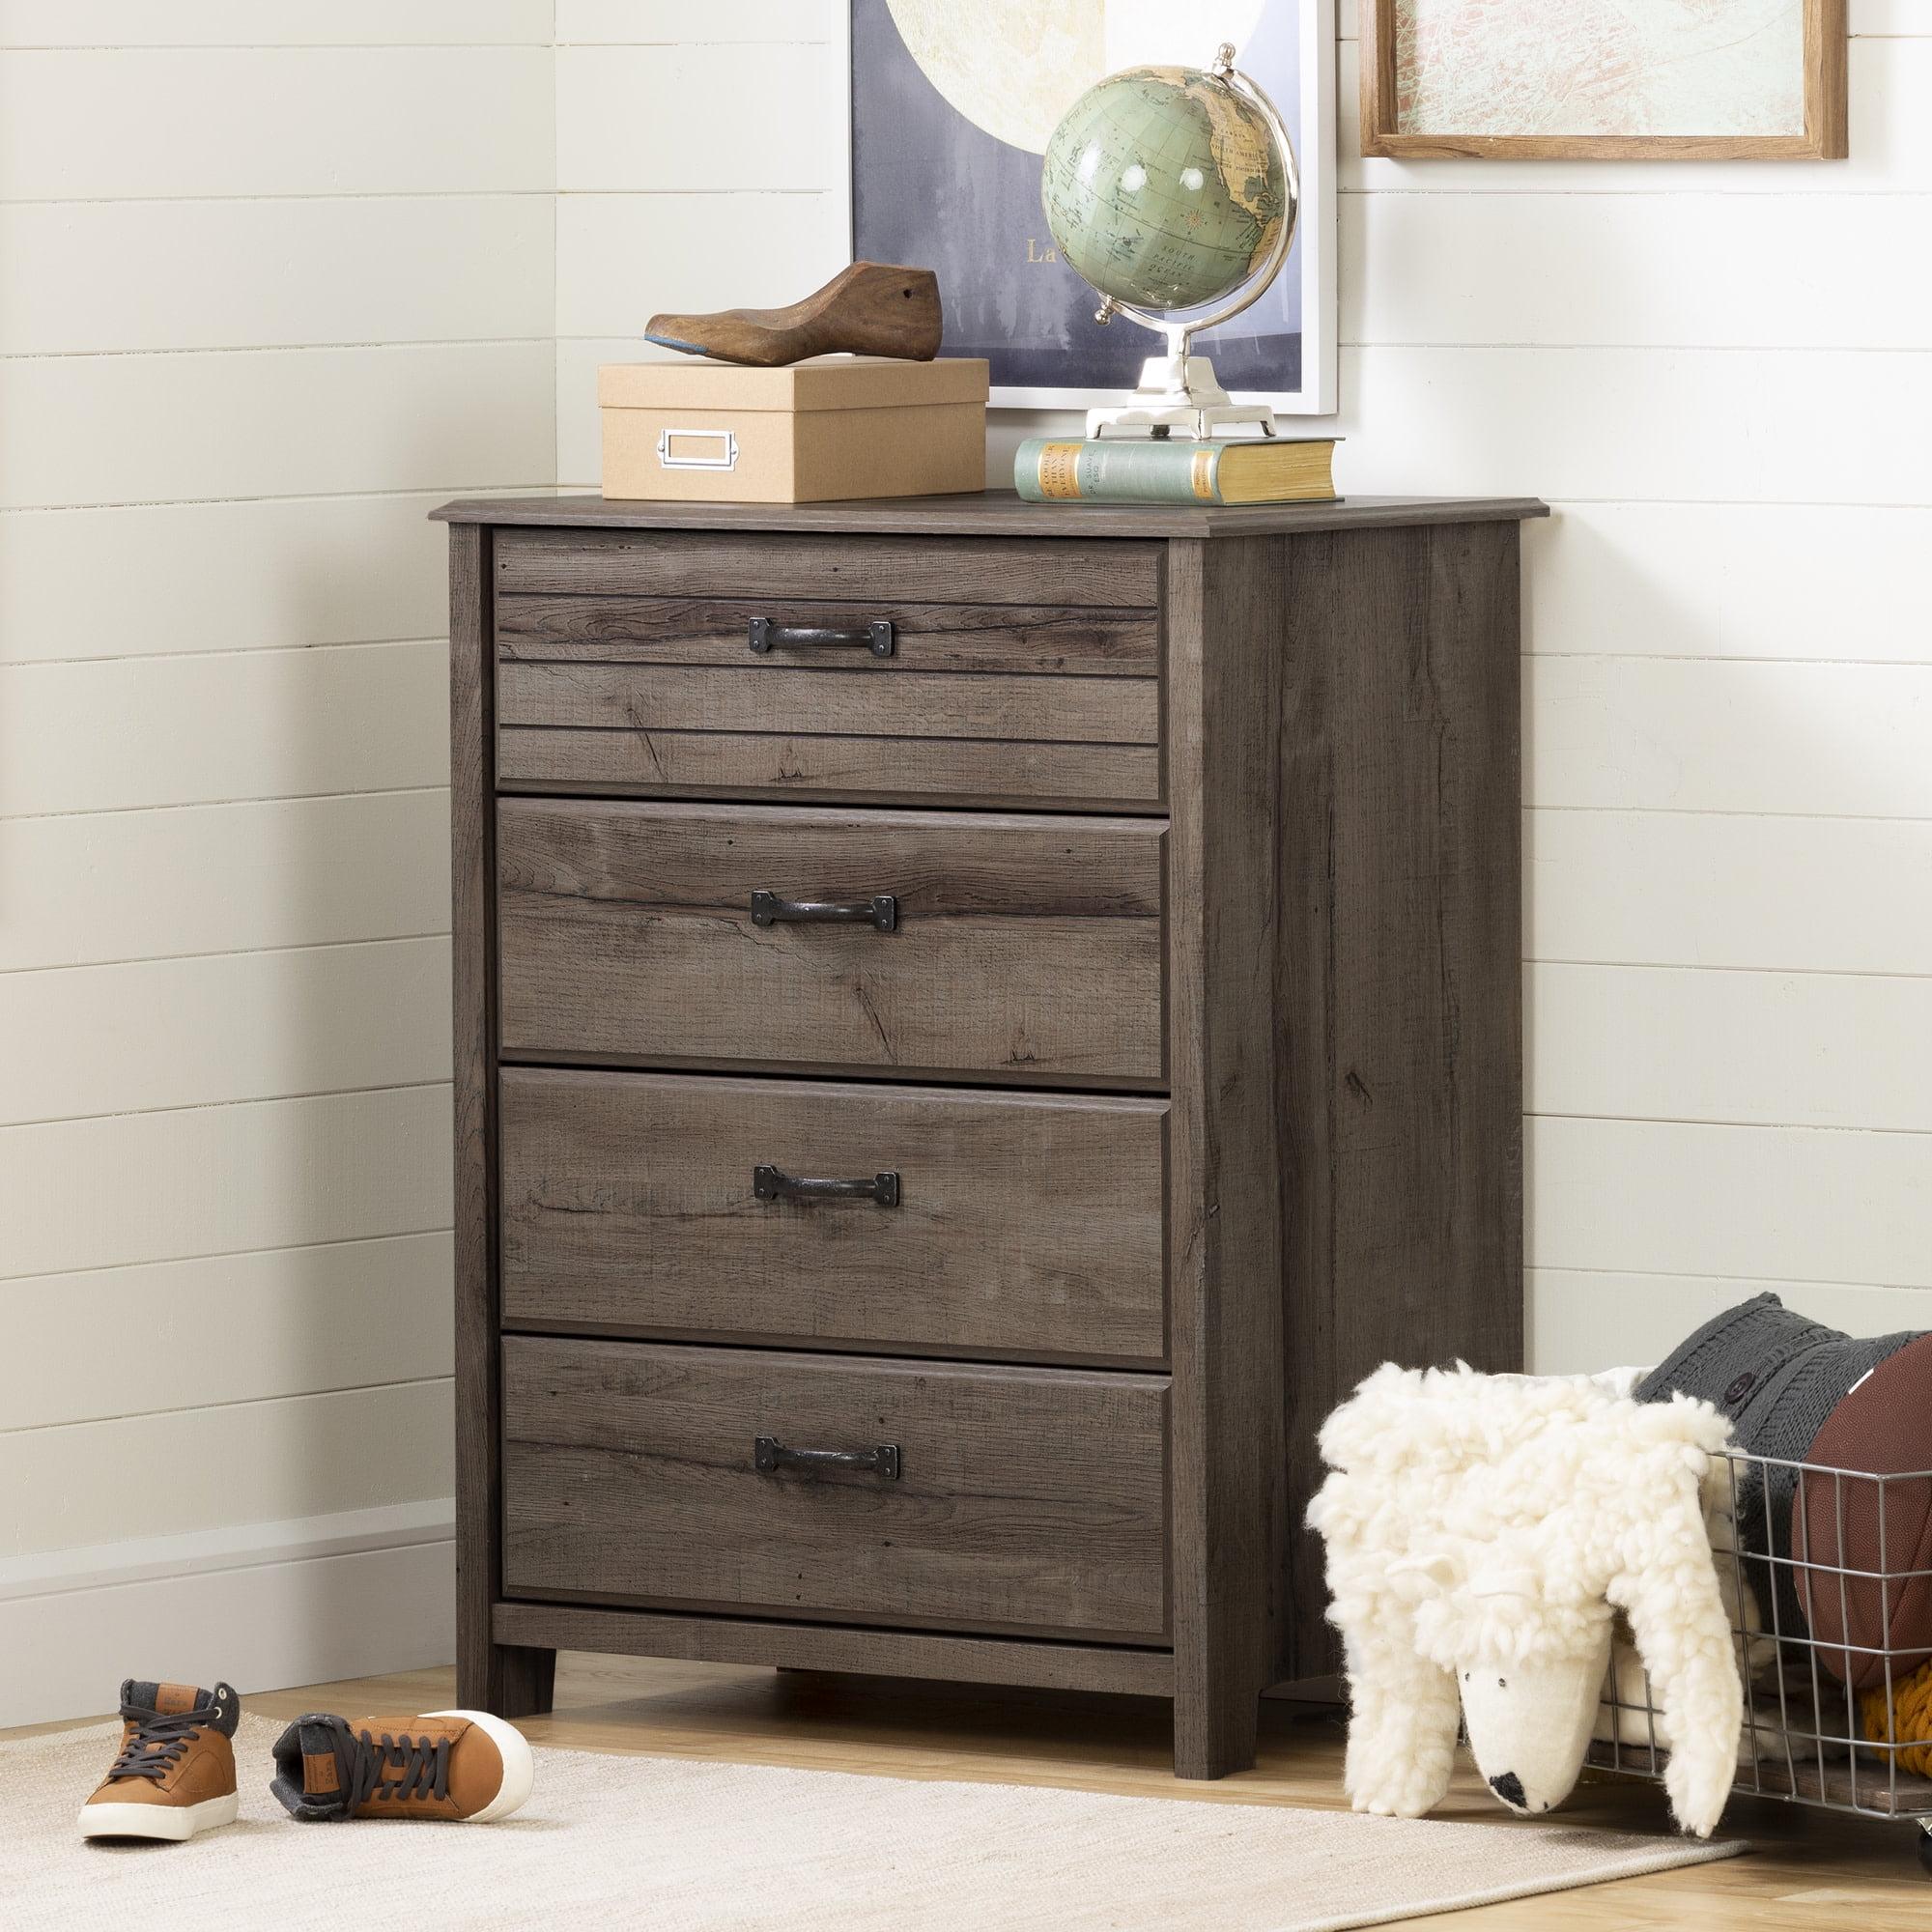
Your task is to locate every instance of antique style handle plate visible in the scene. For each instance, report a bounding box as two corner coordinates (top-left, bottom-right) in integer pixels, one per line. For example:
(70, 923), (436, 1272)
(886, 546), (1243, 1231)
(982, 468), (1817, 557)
(754, 1436), (901, 1480)
(753, 1164), (900, 1208)
(749, 891), (897, 932)
(748, 616), (895, 658)
(655, 427), (738, 470)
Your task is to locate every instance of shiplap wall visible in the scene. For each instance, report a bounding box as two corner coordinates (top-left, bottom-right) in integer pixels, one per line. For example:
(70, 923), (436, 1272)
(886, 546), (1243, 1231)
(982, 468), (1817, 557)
(556, 1), (1932, 1377)
(554, 0), (847, 471)
(6, 0), (1924, 1729)
(0, 0), (555, 1727)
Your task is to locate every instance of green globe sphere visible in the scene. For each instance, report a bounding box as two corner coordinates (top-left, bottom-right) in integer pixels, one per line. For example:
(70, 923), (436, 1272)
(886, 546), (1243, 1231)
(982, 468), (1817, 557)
(1040, 63), (1290, 316)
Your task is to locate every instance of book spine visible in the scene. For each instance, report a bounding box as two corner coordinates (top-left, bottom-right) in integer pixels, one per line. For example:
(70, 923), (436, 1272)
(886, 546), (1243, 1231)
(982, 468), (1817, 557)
(1013, 438), (1223, 505)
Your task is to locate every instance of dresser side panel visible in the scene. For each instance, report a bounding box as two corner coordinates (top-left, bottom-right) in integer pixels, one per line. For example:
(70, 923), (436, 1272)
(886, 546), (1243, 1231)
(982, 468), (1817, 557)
(1277, 521), (1527, 1679)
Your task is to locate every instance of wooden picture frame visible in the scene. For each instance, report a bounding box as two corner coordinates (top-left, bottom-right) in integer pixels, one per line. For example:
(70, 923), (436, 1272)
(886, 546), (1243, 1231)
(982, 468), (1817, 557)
(1360, 0), (1847, 160)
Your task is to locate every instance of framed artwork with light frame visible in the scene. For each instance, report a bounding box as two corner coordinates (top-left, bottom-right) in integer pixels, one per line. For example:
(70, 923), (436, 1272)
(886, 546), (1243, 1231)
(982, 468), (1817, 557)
(1360, 0), (1847, 161)
(842, 0), (1337, 415)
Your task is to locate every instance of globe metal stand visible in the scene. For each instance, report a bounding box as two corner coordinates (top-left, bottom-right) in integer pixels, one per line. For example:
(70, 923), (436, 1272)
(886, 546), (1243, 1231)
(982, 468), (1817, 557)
(1085, 44), (1300, 442)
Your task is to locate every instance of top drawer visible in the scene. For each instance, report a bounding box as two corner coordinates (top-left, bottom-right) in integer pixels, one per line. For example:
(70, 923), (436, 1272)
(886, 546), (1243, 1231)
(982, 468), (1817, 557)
(494, 527), (1163, 608)
(493, 528), (1164, 811)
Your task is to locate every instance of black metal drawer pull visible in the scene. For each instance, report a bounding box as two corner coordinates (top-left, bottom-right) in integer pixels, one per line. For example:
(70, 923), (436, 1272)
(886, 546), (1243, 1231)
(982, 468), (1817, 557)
(748, 617), (895, 658)
(750, 891), (897, 932)
(753, 1164), (900, 1208)
(754, 1436), (901, 1480)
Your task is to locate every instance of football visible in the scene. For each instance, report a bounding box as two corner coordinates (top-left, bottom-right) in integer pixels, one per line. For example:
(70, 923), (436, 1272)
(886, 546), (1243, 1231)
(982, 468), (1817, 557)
(1792, 1332), (1932, 1693)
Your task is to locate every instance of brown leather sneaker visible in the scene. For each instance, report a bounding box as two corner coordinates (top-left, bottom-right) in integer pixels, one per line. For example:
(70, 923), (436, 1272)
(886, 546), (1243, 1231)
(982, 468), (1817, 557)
(270, 1708), (532, 1823)
(78, 1679), (241, 1840)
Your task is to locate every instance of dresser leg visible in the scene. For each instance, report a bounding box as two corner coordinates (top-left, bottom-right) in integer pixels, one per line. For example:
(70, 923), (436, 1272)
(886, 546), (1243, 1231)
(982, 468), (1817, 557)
(500, 1643), (557, 1719)
(461, 1637), (555, 1719)
(1172, 1684), (1261, 1780)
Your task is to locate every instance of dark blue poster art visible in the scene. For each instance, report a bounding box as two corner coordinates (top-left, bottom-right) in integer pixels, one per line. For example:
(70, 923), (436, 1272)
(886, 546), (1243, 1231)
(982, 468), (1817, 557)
(848, 0), (1332, 411)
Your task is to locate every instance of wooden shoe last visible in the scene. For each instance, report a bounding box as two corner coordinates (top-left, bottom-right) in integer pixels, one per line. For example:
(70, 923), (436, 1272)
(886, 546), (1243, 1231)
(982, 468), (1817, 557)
(646, 262), (942, 366)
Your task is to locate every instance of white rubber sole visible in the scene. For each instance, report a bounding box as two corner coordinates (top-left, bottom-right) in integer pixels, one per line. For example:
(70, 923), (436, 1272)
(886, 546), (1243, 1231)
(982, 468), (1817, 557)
(78, 1790), (239, 1841)
(425, 1708), (534, 1822)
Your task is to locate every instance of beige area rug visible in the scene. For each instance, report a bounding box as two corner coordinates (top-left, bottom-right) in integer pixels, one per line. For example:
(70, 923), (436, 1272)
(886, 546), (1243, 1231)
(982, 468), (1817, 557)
(8, 1714), (1745, 1930)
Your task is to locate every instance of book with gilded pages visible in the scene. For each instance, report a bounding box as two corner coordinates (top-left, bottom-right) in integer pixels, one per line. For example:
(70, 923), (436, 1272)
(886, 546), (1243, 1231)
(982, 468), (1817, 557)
(1015, 435), (1339, 507)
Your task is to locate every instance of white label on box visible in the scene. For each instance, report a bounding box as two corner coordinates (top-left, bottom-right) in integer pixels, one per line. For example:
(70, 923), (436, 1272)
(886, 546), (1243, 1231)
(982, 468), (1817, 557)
(656, 428), (739, 471)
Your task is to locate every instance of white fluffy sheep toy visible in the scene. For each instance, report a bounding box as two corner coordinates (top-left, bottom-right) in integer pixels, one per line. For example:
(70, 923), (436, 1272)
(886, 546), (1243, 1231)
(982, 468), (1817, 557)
(1306, 1363), (1745, 1838)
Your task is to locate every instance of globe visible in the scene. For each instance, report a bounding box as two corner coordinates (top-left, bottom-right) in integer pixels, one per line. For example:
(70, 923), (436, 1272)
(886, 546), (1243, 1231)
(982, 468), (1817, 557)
(1039, 62), (1291, 317)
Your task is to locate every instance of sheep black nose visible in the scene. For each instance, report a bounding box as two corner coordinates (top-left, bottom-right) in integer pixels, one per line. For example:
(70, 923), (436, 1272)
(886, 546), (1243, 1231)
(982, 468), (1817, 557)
(1489, 1772), (1526, 1809)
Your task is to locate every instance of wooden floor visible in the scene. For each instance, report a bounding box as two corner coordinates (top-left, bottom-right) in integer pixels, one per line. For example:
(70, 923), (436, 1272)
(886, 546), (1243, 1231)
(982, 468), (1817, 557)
(14, 1654), (1929, 1925)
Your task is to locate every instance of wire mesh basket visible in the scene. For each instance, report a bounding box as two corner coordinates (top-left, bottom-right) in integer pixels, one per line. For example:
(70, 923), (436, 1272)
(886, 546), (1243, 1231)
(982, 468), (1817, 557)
(1589, 1445), (1932, 1868)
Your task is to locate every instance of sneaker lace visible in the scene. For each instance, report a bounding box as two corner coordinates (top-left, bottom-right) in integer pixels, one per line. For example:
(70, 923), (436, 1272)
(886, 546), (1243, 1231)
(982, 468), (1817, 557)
(350, 1728), (450, 1807)
(109, 1704), (210, 1782)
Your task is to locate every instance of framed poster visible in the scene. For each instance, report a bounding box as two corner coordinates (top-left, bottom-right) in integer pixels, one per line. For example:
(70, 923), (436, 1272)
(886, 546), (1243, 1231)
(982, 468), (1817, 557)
(845, 0), (1337, 415)
(1360, 0), (1848, 161)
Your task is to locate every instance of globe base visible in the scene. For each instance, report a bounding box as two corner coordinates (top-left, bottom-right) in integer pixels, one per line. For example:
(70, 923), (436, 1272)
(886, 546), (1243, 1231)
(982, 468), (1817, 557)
(1087, 353), (1277, 442)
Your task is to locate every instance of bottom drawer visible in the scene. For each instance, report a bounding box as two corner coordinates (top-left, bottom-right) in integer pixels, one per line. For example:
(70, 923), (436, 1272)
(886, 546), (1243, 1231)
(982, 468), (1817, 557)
(501, 1337), (1170, 1643)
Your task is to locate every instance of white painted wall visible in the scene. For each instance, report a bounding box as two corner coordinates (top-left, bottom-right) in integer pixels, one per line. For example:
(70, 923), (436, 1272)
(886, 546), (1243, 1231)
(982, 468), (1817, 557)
(554, 2), (1932, 1379)
(5, 0), (1925, 1727)
(0, 0), (555, 1726)
(554, 2), (850, 477)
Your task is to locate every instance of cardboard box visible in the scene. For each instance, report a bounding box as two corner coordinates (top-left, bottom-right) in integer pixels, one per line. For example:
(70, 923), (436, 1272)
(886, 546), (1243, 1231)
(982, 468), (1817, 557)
(599, 355), (989, 504)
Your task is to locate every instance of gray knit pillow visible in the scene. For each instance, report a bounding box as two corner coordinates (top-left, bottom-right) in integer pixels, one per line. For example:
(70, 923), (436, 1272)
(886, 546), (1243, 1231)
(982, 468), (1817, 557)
(1638, 1293), (1920, 1644)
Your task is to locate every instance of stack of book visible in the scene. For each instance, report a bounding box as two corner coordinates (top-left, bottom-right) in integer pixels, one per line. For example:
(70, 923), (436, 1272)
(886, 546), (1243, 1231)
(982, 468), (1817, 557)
(1015, 434), (1338, 507)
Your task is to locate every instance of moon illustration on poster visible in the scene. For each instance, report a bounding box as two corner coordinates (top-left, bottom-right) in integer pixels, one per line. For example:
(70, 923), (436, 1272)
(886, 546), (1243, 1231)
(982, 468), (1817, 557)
(849, 0), (1324, 408)
(879, 3), (1103, 155)
(881, 1), (1267, 154)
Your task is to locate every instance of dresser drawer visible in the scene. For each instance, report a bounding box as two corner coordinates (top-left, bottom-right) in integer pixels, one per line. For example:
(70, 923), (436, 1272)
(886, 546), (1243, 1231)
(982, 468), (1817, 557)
(494, 530), (1162, 809)
(494, 526), (1163, 608)
(500, 1337), (1170, 1642)
(497, 799), (1166, 1086)
(496, 661), (1159, 809)
(500, 1068), (1169, 1364)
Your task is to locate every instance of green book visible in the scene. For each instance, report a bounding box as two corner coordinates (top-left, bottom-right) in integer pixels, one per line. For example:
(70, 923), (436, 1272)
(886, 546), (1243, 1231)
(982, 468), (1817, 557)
(1014, 435), (1338, 506)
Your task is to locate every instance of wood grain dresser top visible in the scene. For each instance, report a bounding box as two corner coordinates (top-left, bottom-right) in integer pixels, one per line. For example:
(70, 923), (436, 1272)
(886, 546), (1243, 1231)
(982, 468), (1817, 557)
(432, 489), (1549, 539)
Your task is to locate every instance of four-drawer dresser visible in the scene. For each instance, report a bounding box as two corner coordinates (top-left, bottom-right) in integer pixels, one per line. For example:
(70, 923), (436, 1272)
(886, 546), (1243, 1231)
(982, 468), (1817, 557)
(435, 488), (1547, 1777)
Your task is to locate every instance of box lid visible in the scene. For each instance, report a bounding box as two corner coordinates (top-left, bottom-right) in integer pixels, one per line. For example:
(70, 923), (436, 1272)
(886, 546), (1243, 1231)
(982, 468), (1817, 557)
(599, 355), (989, 413)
